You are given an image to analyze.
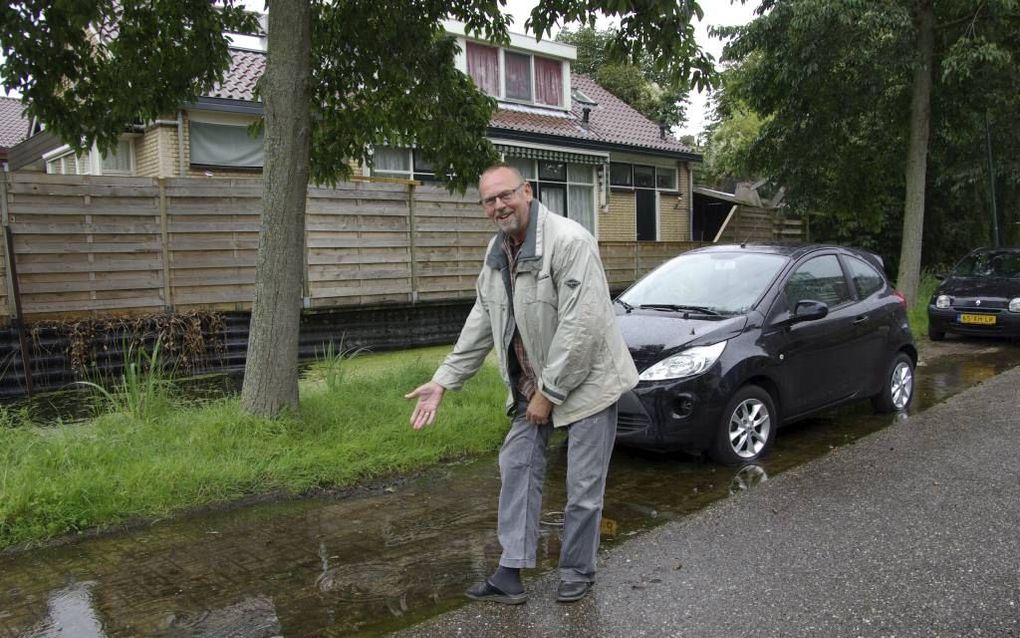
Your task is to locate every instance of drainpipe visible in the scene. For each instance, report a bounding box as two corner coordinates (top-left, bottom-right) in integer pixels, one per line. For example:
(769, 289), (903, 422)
(177, 111), (186, 177)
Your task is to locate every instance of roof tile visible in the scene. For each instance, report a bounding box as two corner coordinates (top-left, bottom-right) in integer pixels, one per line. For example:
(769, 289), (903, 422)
(0, 97), (29, 149)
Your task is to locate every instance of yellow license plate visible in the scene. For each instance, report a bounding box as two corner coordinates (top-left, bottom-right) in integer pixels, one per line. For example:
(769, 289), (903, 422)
(959, 313), (996, 325)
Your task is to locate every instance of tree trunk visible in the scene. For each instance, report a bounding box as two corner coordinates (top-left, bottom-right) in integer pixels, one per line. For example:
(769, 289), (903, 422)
(896, 0), (934, 306)
(240, 0), (312, 416)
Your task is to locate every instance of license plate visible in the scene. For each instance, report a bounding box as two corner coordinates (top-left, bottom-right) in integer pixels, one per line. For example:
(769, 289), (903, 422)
(959, 313), (996, 325)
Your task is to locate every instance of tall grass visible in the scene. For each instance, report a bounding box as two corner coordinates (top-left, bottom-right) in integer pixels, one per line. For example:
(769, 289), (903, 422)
(0, 345), (509, 550)
(906, 272), (941, 339)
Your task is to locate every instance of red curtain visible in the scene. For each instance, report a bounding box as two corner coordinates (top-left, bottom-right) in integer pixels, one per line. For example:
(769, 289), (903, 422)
(466, 42), (499, 96)
(535, 57), (562, 106)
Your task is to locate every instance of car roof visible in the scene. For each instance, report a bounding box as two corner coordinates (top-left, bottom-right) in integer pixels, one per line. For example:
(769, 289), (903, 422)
(684, 242), (888, 274)
(964, 246), (1020, 257)
(688, 242), (874, 260)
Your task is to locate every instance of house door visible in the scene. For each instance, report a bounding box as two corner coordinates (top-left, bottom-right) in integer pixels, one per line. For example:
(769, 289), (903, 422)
(636, 189), (657, 241)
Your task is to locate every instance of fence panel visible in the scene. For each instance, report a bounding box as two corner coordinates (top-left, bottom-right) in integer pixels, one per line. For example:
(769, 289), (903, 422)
(306, 181), (413, 308)
(412, 186), (488, 302)
(165, 177), (261, 311)
(6, 173), (166, 318)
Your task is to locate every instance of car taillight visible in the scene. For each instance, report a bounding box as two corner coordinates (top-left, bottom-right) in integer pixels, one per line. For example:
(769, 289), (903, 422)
(894, 290), (907, 308)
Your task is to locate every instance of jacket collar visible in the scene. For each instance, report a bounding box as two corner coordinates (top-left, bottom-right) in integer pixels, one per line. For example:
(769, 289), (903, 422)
(485, 199), (544, 272)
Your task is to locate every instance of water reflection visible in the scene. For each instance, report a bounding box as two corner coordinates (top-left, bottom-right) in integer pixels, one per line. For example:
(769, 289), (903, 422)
(23, 581), (105, 638)
(0, 343), (1018, 637)
(728, 464), (768, 495)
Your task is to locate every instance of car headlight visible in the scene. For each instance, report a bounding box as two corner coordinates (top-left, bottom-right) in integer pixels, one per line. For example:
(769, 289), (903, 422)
(639, 341), (727, 381)
(1010, 298), (1020, 313)
(935, 295), (951, 309)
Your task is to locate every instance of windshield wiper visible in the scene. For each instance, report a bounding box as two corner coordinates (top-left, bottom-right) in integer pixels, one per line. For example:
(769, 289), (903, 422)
(638, 304), (721, 316)
(615, 298), (634, 313)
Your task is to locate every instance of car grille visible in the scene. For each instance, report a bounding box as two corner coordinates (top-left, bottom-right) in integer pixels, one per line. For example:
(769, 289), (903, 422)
(617, 412), (652, 433)
(951, 305), (1003, 313)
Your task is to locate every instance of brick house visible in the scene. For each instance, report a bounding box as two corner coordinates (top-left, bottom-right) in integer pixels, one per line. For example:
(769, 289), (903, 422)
(9, 21), (701, 242)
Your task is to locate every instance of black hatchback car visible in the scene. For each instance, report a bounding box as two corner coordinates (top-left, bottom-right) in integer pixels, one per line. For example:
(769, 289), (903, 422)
(614, 243), (917, 465)
(927, 247), (1020, 341)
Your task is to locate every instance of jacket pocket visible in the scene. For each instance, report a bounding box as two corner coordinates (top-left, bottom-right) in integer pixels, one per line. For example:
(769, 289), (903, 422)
(535, 273), (557, 307)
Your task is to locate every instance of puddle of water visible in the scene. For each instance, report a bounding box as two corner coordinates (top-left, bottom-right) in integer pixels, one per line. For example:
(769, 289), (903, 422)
(1, 342), (1018, 637)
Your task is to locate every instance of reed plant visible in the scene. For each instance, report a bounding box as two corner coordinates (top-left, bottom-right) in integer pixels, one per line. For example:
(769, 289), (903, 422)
(76, 336), (175, 421)
(312, 337), (368, 394)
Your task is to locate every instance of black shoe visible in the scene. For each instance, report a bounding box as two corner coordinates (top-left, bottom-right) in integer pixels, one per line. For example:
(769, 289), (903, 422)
(556, 580), (593, 603)
(465, 579), (528, 605)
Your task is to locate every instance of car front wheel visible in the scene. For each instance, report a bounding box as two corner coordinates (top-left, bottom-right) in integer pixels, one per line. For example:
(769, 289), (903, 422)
(871, 352), (915, 413)
(710, 385), (777, 465)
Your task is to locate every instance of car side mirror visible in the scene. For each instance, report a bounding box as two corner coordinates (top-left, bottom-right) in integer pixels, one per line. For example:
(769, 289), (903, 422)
(934, 273), (945, 281)
(791, 299), (829, 324)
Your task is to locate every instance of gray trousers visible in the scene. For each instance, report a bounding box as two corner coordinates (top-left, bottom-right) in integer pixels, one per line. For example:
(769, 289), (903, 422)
(496, 401), (618, 583)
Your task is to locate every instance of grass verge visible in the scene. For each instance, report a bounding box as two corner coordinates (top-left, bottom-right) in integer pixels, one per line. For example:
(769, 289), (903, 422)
(0, 345), (507, 551)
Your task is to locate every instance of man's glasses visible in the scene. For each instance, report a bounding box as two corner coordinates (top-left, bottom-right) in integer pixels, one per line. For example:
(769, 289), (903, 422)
(479, 182), (526, 207)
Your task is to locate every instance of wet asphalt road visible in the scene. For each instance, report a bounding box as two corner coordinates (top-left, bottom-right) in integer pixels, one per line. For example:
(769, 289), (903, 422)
(398, 364), (1020, 637)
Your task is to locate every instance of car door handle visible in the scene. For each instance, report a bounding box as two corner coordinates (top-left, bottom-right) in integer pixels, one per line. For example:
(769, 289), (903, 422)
(852, 315), (869, 325)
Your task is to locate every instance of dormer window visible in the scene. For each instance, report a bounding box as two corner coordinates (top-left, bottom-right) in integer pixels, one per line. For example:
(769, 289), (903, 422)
(465, 42), (565, 108)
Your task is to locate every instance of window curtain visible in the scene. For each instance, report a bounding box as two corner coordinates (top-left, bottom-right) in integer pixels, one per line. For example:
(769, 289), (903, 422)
(534, 57), (562, 106)
(101, 140), (132, 174)
(540, 184), (566, 216)
(505, 52), (531, 101)
(373, 146), (411, 174)
(506, 157), (535, 180)
(190, 121), (264, 167)
(568, 185), (595, 235)
(466, 43), (499, 96)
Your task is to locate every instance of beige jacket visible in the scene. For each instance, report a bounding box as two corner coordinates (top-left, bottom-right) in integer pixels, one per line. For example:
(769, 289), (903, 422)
(433, 201), (638, 427)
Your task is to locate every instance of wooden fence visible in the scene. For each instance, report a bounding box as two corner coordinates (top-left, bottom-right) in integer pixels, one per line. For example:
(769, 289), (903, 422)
(715, 205), (803, 244)
(0, 173), (702, 322)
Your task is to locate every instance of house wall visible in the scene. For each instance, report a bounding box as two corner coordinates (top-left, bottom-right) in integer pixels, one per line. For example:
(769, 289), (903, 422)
(134, 123), (182, 178)
(601, 190), (637, 241)
(601, 155), (694, 242)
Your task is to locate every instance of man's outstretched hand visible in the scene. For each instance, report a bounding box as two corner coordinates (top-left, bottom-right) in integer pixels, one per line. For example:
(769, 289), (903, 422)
(405, 381), (446, 430)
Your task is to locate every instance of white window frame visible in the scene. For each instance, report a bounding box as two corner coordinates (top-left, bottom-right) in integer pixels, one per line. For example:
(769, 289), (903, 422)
(43, 139), (136, 176)
(505, 157), (597, 236)
(655, 166), (678, 192)
(367, 146), (436, 181)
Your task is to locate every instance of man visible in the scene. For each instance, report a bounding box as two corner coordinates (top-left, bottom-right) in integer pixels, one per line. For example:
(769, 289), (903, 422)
(405, 163), (638, 604)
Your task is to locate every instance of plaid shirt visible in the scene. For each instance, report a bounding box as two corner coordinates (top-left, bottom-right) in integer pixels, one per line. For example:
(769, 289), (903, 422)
(502, 235), (538, 401)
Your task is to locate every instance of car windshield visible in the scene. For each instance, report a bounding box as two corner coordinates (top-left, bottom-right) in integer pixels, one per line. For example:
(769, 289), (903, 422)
(951, 251), (1020, 279)
(620, 251), (789, 315)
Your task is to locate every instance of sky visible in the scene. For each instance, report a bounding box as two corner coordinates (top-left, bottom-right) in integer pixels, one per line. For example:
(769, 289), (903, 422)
(4, 1), (757, 138)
